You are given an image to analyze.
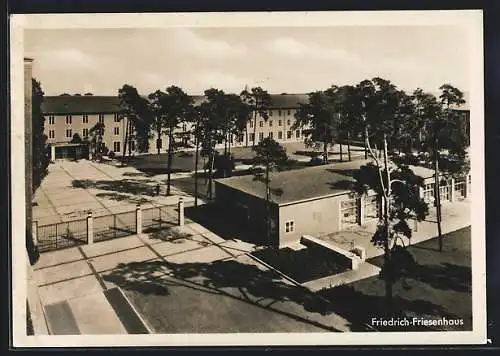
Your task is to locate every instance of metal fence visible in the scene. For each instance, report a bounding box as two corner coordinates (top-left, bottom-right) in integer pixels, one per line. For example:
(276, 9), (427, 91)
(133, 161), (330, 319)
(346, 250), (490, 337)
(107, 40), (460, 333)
(142, 205), (178, 233)
(93, 210), (137, 243)
(37, 218), (88, 252)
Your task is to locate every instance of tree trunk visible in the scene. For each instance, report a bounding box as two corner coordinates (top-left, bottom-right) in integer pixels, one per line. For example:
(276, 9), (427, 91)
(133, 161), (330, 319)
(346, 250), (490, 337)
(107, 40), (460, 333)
(194, 130), (199, 207)
(252, 112), (257, 147)
(122, 117), (129, 158)
(128, 120), (133, 157)
(339, 143), (343, 162)
(207, 146), (215, 200)
(265, 163), (270, 243)
(364, 131), (368, 159)
(245, 127), (248, 147)
(323, 140), (328, 164)
(347, 132), (352, 161)
(382, 134), (393, 316)
(157, 126), (161, 156)
(166, 129), (174, 196)
(434, 144), (443, 252)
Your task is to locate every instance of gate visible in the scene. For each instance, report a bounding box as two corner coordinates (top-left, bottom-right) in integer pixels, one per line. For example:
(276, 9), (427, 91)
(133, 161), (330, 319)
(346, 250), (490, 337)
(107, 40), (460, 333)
(37, 219), (88, 252)
(142, 205), (178, 233)
(93, 210), (137, 243)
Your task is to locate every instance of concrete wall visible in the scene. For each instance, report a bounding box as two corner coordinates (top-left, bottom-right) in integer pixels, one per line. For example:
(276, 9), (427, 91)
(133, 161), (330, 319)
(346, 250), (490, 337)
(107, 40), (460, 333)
(278, 194), (346, 247)
(214, 182), (280, 245)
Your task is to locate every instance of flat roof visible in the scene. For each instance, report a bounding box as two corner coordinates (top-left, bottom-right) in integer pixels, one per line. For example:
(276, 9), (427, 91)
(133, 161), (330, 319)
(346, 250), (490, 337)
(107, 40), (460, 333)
(215, 159), (436, 206)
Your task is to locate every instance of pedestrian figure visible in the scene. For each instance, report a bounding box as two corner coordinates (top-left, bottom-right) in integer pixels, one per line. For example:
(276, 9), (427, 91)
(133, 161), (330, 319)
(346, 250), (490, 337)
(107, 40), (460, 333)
(155, 183), (160, 196)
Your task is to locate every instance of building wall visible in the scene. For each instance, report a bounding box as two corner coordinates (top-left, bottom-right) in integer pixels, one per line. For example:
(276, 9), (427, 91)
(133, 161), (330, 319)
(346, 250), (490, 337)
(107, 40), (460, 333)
(44, 113), (131, 154)
(278, 195), (345, 247)
(43, 106), (307, 157)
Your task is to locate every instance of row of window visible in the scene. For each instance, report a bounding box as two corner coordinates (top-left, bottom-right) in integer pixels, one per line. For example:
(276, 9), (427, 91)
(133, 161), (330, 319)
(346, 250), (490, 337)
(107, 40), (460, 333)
(47, 127), (121, 139)
(249, 119), (295, 128)
(47, 114), (121, 125)
(248, 130), (302, 141)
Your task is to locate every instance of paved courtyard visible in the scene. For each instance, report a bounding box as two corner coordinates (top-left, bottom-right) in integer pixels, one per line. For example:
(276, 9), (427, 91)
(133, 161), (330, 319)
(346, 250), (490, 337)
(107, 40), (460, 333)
(30, 222), (354, 335)
(33, 160), (196, 226)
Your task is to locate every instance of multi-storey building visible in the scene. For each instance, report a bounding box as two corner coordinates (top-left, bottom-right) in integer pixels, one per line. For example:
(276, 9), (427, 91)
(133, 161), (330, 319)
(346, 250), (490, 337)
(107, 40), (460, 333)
(41, 93), (470, 161)
(41, 94), (310, 160)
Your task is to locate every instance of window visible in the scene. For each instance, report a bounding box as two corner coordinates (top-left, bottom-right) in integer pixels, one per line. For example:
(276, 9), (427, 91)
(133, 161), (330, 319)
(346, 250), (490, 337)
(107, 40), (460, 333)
(278, 131), (283, 139)
(269, 120), (273, 127)
(285, 220), (295, 233)
(287, 109), (291, 116)
(65, 115), (72, 124)
(48, 130), (55, 139)
(114, 127), (120, 135)
(296, 130), (301, 138)
(98, 114), (105, 123)
(259, 132), (264, 141)
(341, 198), (358, 226)
(182, 123), (187, 132)
(113, 114), (120, 122)
(278, 120), (282, 126)
(269, 110), (273, 117)
(287, 131), (292, 139)
(249, 121), (253, 128)
(237, 134), (244, 142)
(259, 121), (263, 128)
(83, 114), (88, 123)
(113, 142), (121, 152)
(48, 116), (55, 124)
(249, 133), (255, 142)
(66, 129), (72, 138)
(269, 132), (273, 139)
(287, 119), (291, 126)
(83, 128), (89, 138)
(278, 110), (282, 116)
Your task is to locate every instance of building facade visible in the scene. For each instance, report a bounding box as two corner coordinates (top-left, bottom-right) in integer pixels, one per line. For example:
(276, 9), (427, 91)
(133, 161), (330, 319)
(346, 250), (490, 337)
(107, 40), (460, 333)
(215, 161), (471, 247)
(41, 94), (310, 160)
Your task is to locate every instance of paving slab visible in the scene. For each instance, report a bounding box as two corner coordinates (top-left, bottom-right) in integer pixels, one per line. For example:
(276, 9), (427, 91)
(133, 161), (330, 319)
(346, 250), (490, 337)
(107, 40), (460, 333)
(89, 246), (157, 273)
(44, 300), (80, 335)
(38, 275), (104, 306)
(166, 245), (233, 264)
(201, 231), (227, 244)
(34, 247), (84, 270)
(148, 238), (205, 258)
(34, 260), (93, 286)
(81, 235), (145, 258)
(68, 291), (127, 334)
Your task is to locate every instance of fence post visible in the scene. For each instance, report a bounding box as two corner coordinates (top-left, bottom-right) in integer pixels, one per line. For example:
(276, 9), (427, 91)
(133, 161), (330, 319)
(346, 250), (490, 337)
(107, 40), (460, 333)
(450, 178), (456, 202)
(136, 204), (142, 235)
(357, 196), (364, 226)
(178, 198), (185, 227)
(32, 221), (38, 246)
(87, 211), (93, 245)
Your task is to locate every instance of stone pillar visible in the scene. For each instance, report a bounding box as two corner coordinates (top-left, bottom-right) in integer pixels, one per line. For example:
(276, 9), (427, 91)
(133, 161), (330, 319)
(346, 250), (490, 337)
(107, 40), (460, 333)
(418, 186), (424, 200)
(87, 211), (93, 245)
(32, 221), (38, 246)
(357, 196), (365, 226)
(178, 197), (185, 226)
(51, 145), (56, 162)
(136, 204), (142, 235)
(450, 178), (456, 202)
(464, 174), (470, 199)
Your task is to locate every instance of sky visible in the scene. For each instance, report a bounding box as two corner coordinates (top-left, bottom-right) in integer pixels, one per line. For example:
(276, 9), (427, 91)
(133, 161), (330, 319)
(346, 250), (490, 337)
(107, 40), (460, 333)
(24, 26), (470, 97)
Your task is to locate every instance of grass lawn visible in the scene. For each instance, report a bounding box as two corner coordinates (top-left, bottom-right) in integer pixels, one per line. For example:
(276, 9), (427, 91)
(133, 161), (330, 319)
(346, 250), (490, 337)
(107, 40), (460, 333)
(319, 226), (472, 331)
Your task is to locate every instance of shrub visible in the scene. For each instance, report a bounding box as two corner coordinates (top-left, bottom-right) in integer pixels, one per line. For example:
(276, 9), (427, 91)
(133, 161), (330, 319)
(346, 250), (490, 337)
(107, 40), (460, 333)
(109, 151), (115, 159)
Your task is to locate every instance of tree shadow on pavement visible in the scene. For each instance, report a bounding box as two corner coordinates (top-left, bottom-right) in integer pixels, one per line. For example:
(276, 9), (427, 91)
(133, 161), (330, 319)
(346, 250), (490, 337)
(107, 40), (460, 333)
(101, 258), (353, 332)
(72, 178), (157, 197)
(95, 192), (151, 205)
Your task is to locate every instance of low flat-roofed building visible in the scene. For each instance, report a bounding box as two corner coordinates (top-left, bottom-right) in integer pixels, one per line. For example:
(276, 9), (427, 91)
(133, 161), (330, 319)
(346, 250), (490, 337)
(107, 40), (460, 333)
(215, 159), (471, 247)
